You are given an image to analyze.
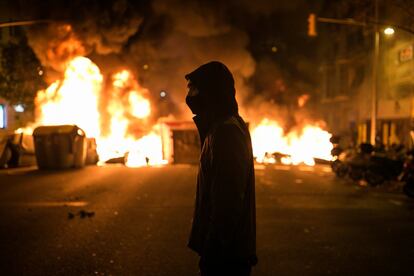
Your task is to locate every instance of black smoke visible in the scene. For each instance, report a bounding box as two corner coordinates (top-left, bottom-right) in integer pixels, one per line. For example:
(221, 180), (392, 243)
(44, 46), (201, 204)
(5, 0), (320, 123)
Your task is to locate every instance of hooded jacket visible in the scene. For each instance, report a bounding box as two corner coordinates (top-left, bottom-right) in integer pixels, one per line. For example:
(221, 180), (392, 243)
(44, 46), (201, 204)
(186, 61), (257, 265)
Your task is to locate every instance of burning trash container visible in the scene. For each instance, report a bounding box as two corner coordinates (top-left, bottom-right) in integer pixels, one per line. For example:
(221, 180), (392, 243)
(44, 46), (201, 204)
(33, 125), (87, 169)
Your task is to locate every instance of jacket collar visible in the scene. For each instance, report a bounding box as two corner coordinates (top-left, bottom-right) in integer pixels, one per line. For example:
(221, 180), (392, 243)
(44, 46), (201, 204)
(193, 114), (239, 145)
(193, 115), (210, 145)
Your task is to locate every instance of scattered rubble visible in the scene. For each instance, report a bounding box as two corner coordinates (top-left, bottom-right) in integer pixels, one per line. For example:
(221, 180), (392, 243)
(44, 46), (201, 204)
(79, 210), (95, 218)
(68, 210), (95, 219)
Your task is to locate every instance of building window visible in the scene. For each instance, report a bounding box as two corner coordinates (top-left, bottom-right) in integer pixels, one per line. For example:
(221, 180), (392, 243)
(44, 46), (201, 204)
(0, 104), (6, 128)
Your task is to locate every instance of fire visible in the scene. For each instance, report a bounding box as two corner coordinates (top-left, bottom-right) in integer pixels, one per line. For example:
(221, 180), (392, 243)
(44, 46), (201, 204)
(298, 94), (310, 107)
(36, 57), (102, 138)
(128, 92), (151, 119)
(26, 56), (332, 168)
(31, 56), (166, 167)
(251, 118), (333, 166)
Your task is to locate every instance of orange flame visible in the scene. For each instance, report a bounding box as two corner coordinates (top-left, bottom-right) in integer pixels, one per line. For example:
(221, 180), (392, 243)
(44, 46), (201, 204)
(31, 56), (166, 167)
(25, 56), (332, 168)
(251, 118), (333, 166)
(35, 56), (102, 138)
(298, 94), (310, 107)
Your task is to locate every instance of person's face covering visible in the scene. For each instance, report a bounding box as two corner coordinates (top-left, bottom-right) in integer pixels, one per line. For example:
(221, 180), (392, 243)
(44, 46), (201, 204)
(186, 81), (203, 115)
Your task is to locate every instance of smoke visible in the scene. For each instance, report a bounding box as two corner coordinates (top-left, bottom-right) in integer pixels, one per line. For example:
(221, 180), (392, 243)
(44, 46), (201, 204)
(127, 0), (256, 118)
(13, 0), (319, 124)
(20, 0), (145, 76)
(26, 24), (87, 75)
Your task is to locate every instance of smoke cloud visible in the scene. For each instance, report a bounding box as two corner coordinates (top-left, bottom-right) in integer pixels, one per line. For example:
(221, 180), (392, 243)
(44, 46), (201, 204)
(126, 0), (256, 118)
(19, 0), (144, 74)
(10, 0), (318, 124)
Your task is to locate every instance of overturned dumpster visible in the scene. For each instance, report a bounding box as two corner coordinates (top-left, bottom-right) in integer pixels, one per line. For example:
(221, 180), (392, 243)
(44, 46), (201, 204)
(33, 125), (87, 169)
(0, 132), (37, 168)
(0, 133), (10, 168)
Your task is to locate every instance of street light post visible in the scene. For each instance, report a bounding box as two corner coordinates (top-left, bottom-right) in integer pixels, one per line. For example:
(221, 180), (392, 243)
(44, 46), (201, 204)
(371, 0), (379, 145)
(310, 7), (414, 145)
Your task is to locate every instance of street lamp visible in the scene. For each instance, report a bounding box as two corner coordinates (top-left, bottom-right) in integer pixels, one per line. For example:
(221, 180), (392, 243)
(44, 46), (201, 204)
(384, 27), (395, 36)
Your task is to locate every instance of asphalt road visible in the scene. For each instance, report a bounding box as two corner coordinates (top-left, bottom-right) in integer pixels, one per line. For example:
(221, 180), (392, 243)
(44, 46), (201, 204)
(0, 164), (413, 276)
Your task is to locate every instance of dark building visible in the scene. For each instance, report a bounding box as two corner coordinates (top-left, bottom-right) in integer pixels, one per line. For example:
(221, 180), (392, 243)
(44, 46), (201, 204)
(316, 1), (414, 147)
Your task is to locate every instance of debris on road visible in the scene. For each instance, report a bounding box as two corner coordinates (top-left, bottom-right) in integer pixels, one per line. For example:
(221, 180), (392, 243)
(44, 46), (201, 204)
(79, 210), (95, 218)
(105, 156), (125, 164)
(68, 210), (95, 219)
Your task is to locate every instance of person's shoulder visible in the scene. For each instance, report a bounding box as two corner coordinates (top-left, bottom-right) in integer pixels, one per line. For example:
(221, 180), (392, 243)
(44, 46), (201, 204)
(214, 116), (246, 139)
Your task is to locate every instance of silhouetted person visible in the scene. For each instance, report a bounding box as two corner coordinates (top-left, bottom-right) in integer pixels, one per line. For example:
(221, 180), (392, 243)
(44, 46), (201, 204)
(185, 61), (257, 276)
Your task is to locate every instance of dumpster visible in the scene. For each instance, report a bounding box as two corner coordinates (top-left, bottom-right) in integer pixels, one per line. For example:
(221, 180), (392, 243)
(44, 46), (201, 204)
(172, 129), (200, 164)
(0, 133), (11, 168)
(33, 125), (87, 169)
(5, 132), (37, 168)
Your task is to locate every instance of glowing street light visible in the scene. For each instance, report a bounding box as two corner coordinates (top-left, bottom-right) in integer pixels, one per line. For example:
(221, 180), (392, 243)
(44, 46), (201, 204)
(14, 104), (25, 113)
(384, 27), (395, 36)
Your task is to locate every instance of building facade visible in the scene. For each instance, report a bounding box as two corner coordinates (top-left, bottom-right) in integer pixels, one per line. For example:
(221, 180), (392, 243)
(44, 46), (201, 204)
(317, 1), (414, 148)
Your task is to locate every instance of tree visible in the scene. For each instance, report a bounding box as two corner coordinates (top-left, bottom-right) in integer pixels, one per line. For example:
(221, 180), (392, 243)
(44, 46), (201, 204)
(0, 32), (45, 111)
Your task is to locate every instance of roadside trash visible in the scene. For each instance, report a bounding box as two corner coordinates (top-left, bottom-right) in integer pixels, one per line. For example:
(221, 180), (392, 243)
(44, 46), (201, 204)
(0, 132), (36, 168)
(105, 156), (125, 164)
(0, 134), (10, 168)
(332, 142), (405, 186)
(67, 210), (95, 219)
(79, 210), (95, 218)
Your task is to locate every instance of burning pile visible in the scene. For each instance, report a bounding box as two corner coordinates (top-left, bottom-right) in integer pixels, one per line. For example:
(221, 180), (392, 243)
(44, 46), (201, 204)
(20, 58), (333, 168)
(250, 118), (333, 166)
(26, 56), (166, 167)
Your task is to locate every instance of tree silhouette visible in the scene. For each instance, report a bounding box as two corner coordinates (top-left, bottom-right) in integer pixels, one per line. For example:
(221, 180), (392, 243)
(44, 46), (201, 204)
(0, 33), (45, 111)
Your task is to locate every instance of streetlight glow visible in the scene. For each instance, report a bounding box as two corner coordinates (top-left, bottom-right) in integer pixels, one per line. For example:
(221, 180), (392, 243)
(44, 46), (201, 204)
(384, 27), (395, 36)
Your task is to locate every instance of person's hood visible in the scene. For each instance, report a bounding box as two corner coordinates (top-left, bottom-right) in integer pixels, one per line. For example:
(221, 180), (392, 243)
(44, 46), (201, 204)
(185, 61), (238, 121)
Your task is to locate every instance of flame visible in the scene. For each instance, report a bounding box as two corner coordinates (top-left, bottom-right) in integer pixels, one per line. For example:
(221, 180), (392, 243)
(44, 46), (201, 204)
(251, 118), (333, 166)
(30, 56), (166, 167)
(112, 70), (130, 88)
(298, 94), (310, 107)
(36, 57), (102, 138)
(128, 92), (151, 119)
(23, 56), (333, 168)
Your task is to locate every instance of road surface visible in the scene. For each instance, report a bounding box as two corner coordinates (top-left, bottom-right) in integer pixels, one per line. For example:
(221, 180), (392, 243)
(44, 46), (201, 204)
(0, 164), (413, 275)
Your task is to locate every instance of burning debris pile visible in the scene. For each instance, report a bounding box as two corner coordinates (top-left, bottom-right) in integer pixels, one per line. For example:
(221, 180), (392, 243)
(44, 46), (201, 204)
(251, 118), (333, 166)
(21, 56), (166, 167)
(6, 1), (334, 168)
(16, 43), (333, 168)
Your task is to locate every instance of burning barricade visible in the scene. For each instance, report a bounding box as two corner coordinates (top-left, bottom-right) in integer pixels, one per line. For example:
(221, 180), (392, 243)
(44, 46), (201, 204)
(8, 55), (335, 170)
(15, 56), (168, 169)
(250, 118), (334, 166)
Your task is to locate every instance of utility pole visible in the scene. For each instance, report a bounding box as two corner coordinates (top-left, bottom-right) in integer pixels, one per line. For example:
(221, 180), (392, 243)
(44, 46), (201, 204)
(309, 5), (414, 145)
(371, 0), (380, 145)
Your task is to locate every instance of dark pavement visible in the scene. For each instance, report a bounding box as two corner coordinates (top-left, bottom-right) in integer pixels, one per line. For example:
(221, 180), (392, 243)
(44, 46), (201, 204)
(0, 164), (413, 276)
